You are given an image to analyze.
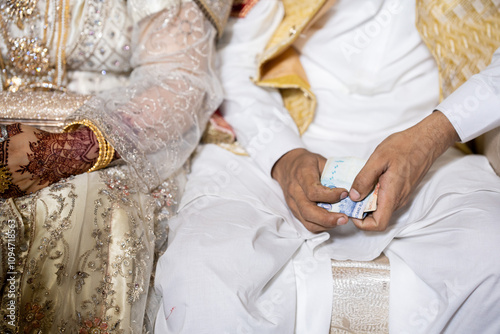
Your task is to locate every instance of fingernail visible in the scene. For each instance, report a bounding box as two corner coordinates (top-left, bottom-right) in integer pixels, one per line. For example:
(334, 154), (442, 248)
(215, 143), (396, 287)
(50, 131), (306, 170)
(350, 189), (360, 201)
(337, 217), (347, 225)
(340, 191), (348, 200)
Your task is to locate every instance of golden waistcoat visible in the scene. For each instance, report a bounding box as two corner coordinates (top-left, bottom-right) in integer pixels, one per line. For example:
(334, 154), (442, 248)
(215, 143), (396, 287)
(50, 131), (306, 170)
(255, 0), (500, 136)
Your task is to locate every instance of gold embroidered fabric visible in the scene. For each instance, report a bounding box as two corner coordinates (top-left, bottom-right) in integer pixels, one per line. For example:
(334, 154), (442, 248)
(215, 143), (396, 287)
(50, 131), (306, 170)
(0, 166), (182, 333)
(1, 0), (231, 191)
(259, 0), (332, 64)
(416, 0), (500, 100)
(257, 48), (316, 135)
(330, 255), (390, 334)
(0, 0), (232, 333)
(416, 0), (500, 170)
(68, 1), (224, 192)
(254, 0), (336, 135)
(0, 91), (90, 132)
(0, 0), (71, 92)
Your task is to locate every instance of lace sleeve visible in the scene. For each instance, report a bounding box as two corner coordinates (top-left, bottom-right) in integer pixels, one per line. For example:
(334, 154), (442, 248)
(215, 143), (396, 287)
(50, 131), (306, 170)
(69, 0), (222, 191)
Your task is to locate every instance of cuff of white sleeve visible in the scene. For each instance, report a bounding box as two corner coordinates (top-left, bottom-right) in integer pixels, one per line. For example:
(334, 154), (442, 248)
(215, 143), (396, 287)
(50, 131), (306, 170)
(246, 125), (306, 176)
(437, 76), (500, 143)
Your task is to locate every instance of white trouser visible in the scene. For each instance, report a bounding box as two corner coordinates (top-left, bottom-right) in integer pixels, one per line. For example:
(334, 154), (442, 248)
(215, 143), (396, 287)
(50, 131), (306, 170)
(155, 144), (500, 333)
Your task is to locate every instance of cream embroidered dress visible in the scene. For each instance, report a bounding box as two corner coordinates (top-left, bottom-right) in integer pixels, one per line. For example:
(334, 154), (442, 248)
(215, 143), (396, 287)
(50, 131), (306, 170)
(0, 0), (230, 332)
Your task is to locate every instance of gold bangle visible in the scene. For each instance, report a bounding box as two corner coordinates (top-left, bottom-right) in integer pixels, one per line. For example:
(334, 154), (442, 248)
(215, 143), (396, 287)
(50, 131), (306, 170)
(102, 141), (115, 170)
(63, 119), (114, 173)
(0, 164), (13, 194)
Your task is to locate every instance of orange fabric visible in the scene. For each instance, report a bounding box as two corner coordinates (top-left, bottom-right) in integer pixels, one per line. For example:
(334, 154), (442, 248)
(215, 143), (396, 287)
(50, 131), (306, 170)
(260, 48), (308, 84)
(231, 0), (260, 18)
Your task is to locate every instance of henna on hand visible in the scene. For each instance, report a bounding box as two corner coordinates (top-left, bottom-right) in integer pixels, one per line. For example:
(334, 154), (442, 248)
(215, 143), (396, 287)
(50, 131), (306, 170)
(1, 130), (27, 198)
(1, 123), (105, 199)
(16, 127), (99, 187)
(7, 123), (22, 138)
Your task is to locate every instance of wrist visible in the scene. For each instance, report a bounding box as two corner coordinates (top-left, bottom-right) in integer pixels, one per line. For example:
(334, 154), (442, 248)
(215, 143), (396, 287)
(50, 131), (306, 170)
(432, 110), (460, 143)
(419, 111), (459, 158)
(64, 120), (114, 173)
(72, 127), (99, 161)
(271, 148), (308, 181)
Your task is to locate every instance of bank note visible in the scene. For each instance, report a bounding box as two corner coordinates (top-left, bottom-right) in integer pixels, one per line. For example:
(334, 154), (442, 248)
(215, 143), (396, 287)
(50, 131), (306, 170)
(318, 157), (378, 219)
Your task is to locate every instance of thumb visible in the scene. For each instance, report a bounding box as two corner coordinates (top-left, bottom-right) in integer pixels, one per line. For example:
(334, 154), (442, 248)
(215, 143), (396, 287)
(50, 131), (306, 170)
(349, 157), (384, 201)
(317, 155), (327, 174)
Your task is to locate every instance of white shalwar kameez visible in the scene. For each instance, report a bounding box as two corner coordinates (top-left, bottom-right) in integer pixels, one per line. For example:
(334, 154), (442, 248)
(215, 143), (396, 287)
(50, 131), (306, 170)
(155, 0), (500, 333)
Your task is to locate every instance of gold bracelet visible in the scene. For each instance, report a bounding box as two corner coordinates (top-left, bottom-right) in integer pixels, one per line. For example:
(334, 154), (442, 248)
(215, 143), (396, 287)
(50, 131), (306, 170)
(102, 140), (115, 170)
(0, 164), (13, 194)
(63, 119), (114, 173)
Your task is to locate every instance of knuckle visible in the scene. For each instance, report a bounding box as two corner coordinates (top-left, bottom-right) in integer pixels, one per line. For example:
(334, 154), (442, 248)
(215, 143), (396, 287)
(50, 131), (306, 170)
(290, 207), (300, 219)
(295, 172), (304, 183)
(306, 223), (323, 233)
(297, 165), (309, 175)
(289, 184), (302, 197)
(368, 218), (388, 231)
(303, 221), (315, 232)
(354, 173), (370, 188)
(300, 206), (315, 222)
(305, 187), (319, 200)
(398, 196), (409, 208)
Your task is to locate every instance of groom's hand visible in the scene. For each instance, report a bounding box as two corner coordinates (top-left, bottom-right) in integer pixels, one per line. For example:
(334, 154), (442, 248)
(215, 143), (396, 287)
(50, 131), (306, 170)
(349, 111), (459, 231)
(272, 148), (348, 233)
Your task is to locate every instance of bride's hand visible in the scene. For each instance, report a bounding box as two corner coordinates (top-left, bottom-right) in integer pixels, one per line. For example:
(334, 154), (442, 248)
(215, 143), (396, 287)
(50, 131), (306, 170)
(0, 123), (99, 198)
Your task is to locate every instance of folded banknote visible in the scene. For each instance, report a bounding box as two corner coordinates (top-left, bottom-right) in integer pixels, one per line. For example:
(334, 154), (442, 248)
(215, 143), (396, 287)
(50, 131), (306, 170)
(318, 157), (378, 219)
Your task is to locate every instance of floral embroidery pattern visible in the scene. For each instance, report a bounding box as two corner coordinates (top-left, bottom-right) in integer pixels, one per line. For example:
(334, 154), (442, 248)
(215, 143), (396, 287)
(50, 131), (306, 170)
(0, 165), (173, 332)
(23, 303), (45, 334)
(79, 317), (109, 334)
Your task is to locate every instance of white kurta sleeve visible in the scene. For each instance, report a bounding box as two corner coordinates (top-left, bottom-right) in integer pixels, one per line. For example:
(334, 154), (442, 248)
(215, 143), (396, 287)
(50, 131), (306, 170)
(69, 0), (222, 191)
(218, 0), (306, 175)
(437, 47), (500, 143)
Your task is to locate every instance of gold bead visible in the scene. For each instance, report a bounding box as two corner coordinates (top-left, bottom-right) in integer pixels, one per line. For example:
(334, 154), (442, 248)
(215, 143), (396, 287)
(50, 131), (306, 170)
(0, 164), (13, 194)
